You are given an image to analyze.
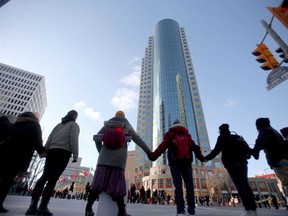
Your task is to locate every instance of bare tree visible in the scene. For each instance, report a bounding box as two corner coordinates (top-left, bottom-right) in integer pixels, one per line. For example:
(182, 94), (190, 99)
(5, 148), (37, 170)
(209, 167), (235, 199)
(27, 153), (45, 189)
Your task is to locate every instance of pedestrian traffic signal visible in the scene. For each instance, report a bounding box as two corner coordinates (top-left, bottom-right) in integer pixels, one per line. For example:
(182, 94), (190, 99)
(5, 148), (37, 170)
(252, 44), (280, 70)
(275, 47), (288, 63)
(267, 0), (288, 28)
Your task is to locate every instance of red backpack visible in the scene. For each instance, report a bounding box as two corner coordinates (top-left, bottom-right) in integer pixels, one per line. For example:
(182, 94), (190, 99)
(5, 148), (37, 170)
(102, 121), (126, 149)
(172, 133), (192, 160)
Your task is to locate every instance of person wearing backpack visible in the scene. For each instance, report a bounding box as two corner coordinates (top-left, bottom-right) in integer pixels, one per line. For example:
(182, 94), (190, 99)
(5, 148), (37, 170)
(85, 111), (151, 216)
(253, 118), (288, 210)
(204, 124), (258, 216)
(148, 119), (205, 216)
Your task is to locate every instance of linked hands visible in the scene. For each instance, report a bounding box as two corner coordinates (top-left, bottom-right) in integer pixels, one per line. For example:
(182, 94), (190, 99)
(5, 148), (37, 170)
(148, 151), (158, 161)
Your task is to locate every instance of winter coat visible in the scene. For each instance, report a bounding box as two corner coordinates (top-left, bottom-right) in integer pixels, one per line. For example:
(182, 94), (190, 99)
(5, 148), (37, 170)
(0, 112), (46, 175)
(45, 120), (80, 161)
(254, 126), (287, 168)
(149, 123), (205, 166)
(95, 115), (151, 169)
(205, 134), (253, 167)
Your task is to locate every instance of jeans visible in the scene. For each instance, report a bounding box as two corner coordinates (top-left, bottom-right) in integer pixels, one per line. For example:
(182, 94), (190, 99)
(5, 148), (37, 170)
(225, 162), (256, 211)
(170, 164), (195, 214)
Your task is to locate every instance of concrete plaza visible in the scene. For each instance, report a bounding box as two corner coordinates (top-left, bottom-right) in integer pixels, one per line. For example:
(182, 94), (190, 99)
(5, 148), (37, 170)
(2, 195), (288, 216)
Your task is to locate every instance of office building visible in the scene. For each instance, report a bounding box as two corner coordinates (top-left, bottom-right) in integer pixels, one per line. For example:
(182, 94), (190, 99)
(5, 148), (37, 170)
(0, 62), (47, 120)
(134, 19), (214, 196)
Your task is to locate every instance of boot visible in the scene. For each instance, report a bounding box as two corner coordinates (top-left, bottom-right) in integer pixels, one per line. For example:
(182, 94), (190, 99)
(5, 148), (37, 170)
(36, 199), (53, 216)
(0, 192), (9, 213)
(0, 205), (8, 213)
(116, 197), (131, 216)
(25, 199), (39, 215)
(85, 191), (98, 216)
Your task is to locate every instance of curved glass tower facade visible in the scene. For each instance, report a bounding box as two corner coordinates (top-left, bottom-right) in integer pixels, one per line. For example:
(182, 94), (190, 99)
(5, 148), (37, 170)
(153, 19), (198, 164)
(135, 19), (212, 181)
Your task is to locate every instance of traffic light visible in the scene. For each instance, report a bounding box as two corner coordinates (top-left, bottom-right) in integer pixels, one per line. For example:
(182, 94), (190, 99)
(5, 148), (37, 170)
(252, 43), (280, 70)
(275, 47), (288, 63)
(267, 0), (288, 28)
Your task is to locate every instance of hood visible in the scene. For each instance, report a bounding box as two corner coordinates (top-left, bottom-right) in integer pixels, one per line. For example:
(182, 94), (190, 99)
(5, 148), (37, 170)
(169, 124), (188, 134)
(256, 118), (270, 130)
(16, 112), (39, 123)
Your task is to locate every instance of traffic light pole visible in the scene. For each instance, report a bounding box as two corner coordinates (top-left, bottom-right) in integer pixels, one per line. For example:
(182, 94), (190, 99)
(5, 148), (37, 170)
(261, 19), (288, 59)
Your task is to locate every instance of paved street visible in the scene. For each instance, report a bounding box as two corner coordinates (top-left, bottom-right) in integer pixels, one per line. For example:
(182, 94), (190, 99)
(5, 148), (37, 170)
(2, 195), (287, 216)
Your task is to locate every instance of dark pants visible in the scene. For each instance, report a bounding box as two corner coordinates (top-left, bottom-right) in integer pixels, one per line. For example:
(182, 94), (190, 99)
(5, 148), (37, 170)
(225, 162), (256, 211)
(32, 149), (71, 203)
(170, 164), (195, 215)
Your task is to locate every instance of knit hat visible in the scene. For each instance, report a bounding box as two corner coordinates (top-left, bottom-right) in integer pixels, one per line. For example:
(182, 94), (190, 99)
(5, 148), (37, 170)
(173, 119), (181, 125)
(219, 124), (230, 135)
(219, 124), (229, 131)
(115, 110), (125, 117)
(255, 118), (270, 130)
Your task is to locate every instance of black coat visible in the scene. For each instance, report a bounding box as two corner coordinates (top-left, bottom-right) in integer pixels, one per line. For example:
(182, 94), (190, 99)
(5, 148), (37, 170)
(0, 114), (46, 176)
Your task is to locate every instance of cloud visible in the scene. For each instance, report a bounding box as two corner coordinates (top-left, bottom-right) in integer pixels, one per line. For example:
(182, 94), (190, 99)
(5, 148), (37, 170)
(84, 107), (100, 120)
(74, 101), (100, 120)
(111, 87), (139, 110)
(75, 101), (86, 108)
(119, 66), (141, 87)
(128, 56), (141, 65)
(224, 99), (238, 108)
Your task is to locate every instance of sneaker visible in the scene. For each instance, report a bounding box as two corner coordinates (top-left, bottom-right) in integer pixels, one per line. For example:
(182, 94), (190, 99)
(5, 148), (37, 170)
(175, 213), (186, 216)
(0, 207), (9, 213)
(36, 206), (53, 216)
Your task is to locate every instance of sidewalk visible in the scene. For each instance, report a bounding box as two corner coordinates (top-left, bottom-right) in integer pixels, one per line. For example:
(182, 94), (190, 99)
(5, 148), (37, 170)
(3, 195), (288, 216)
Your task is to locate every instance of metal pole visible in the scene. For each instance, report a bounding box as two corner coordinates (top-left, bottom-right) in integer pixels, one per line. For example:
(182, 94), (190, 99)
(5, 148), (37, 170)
(261, 19), (288, 57)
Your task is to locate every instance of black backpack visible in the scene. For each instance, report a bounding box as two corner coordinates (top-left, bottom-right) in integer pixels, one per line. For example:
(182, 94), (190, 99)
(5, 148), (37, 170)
(225, 132), (252, 161)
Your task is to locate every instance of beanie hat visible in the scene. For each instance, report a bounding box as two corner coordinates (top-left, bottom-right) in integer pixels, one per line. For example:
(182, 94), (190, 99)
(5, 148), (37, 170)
(115, 110), (125, 117)
(173, 119), (181, 125)
(219, 124), (230, 135)
(255, 118), (270, 130)
(219, 124), (229, 131)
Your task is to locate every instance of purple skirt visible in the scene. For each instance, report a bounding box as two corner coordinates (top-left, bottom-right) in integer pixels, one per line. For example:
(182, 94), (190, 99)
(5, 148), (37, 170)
(91, 165), (126, 199)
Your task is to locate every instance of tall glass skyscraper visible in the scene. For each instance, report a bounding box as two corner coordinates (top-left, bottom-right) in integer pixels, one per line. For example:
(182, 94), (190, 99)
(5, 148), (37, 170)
(135, 19), (213, 194)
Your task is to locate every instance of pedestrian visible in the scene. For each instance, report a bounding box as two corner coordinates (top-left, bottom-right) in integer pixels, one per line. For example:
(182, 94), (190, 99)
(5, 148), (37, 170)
(84, 182), (91, 201)
(148, 119), (205, 216)
(0, 115), (12, 142)
(130, 183), (136, 203)
(85, 111), (151, 216)
(139, 186), (146, 203)
(204, 124), (258, 216)
(253, 118), (288, 209)
(25, 110), (80, 216)
(280, 126), (288, 208)
(0, 112), (46, 213)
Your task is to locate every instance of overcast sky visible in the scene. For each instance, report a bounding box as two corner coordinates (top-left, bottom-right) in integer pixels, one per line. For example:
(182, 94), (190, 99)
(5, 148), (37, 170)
(0, 0), (287, 177)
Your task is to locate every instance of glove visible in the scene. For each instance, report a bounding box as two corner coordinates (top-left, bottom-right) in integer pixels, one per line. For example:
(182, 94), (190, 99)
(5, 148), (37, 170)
(39, 152), (47, 158)
(72, 158), (77, 163)
(148, 152), (158, 161)
(196, 154), (206, 162)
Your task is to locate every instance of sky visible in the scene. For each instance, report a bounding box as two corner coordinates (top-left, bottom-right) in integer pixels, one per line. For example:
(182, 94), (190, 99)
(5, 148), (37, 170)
(0, 0), (287, 177)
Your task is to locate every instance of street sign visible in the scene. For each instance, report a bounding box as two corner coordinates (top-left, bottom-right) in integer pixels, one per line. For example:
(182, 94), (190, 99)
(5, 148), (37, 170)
(266, 66), (288, 90)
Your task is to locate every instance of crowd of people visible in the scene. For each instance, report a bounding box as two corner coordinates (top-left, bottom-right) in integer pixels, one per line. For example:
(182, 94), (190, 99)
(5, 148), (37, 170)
(0, 110), (287, 216)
